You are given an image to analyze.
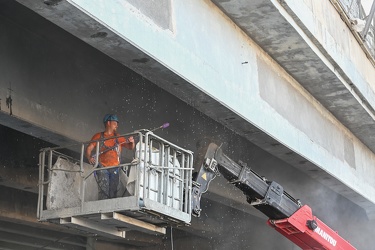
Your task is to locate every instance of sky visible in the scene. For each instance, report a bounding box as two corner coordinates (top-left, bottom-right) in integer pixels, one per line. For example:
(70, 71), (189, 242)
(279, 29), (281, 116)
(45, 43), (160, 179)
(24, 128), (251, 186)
(362, 0), (374, 14)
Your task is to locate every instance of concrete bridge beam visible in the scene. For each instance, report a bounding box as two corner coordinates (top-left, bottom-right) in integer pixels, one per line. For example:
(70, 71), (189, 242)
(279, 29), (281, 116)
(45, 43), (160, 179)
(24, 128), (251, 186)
(11, 0), (375, 218)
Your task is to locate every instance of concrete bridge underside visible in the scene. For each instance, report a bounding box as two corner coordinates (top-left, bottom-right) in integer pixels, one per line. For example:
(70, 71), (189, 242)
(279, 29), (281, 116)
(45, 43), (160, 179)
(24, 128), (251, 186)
(1, 0), (375, 249)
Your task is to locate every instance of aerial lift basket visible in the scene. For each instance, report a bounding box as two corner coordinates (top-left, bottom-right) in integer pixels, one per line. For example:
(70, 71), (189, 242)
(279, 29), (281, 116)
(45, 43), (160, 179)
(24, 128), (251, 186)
(37, 130), (193, 238)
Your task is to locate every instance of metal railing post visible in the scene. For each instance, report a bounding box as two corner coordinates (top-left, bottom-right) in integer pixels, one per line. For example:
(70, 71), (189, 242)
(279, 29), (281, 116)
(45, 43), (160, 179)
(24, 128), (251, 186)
(171, 150), (177, 208)
(81, 143), (86, 209)
(159, 143), (165, 203)
(37, 151), (45, 219)
(180, 153), (185, 212)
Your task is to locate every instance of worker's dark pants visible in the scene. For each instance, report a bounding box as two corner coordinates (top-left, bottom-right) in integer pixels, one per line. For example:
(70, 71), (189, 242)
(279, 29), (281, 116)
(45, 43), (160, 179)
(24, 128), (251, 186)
(96, 168), (119, 200)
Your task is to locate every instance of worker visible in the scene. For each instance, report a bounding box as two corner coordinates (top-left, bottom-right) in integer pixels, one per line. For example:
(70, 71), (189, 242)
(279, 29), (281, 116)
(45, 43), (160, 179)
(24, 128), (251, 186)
(86, 114), (135, 199)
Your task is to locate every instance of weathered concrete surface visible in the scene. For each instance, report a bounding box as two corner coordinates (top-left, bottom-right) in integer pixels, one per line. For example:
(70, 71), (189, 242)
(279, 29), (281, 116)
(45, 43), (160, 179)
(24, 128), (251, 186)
(1, 0), (375, 248)
(210, 0), (375, 216)
(0, 3), (299, 245)
(9, 0), (375, 219)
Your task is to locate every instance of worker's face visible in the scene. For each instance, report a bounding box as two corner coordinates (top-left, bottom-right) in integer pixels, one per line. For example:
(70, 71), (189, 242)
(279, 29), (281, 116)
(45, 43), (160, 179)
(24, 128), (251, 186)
(107, 121), (118, 131)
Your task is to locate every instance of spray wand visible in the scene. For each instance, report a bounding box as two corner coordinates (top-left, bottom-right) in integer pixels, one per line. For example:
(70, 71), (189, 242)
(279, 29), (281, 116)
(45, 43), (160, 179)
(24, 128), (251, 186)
(92, 122), (170, 158)
(151, 122), (170, 131)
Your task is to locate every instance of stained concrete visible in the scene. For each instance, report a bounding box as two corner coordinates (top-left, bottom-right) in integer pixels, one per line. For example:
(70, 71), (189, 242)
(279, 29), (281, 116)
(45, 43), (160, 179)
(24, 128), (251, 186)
(8, 0), (375, 217)
(0, 0), (375, 249)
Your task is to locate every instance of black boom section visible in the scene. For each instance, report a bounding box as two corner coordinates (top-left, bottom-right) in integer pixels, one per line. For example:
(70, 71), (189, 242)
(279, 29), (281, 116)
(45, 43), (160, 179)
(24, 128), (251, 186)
(192, 143), (301, 220)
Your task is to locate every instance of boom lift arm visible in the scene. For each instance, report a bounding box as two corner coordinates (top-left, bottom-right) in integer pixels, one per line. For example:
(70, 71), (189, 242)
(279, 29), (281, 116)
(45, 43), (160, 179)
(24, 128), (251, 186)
(191, 143), (356, 250)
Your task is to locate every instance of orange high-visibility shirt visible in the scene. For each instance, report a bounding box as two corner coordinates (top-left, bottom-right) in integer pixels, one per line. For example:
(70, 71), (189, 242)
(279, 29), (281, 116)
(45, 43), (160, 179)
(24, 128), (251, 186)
(89, 132), (126, 167)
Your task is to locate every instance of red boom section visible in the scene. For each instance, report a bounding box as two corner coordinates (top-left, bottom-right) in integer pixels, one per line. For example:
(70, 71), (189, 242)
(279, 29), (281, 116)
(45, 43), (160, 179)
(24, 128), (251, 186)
(267, 205), (356, 250)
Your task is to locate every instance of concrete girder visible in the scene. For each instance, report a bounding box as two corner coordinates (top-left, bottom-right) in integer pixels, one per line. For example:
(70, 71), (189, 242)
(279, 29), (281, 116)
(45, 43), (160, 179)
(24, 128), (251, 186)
(0, 0), (286, 216)
(211, 0), (375, 151)
(0, 165), (38, 193)
(10, 0), (375, 219)
(210, 0), (375, 218)
(0, 224), (86, 250)
(1, 0), (375, 248)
